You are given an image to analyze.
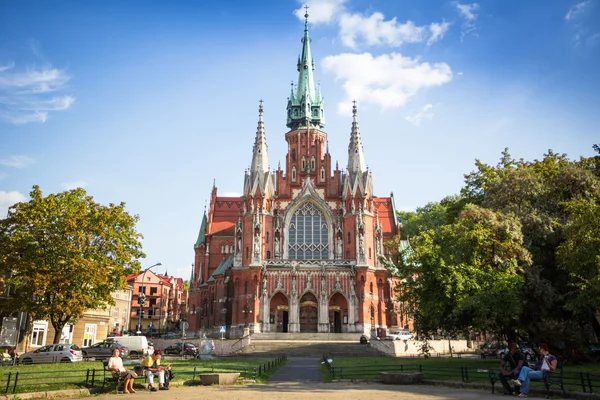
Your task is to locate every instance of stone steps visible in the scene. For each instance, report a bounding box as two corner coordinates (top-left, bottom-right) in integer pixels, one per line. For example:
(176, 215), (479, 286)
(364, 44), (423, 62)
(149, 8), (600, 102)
(242, 337), (384, 357)
(251, 332), (360, 341)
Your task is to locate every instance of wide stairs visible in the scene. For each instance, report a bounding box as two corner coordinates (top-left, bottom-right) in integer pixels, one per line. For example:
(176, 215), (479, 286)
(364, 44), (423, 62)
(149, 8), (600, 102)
(239, 333), (384, 357)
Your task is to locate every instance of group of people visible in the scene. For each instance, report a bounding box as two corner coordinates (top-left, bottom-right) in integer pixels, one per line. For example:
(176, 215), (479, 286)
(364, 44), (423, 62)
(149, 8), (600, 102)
(498, 342), (557, 398)
(107, 347), (171, 393)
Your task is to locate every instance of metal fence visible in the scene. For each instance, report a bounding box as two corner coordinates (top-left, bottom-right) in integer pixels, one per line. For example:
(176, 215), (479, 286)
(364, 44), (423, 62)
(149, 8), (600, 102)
(1, 356), (286, 394)
(321, 354), (600, 395)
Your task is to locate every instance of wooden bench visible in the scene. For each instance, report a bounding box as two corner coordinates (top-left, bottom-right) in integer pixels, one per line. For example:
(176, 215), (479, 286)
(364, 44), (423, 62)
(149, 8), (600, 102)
(488, 362), (565, 398)
(101, 359), (146, 393)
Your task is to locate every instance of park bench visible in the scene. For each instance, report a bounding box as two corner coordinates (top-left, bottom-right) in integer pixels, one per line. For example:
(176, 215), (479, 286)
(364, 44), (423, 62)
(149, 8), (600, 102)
(101, 359), (146, 393)
(488, 362), (565, 398)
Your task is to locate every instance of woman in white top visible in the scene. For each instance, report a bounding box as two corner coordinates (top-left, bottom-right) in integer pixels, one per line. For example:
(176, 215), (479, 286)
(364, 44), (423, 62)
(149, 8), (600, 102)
(108, 347), (137, 393)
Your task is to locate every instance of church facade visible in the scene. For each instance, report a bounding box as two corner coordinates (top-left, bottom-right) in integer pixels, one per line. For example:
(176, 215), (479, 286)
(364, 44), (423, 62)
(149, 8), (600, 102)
(188, 16), (404, 337)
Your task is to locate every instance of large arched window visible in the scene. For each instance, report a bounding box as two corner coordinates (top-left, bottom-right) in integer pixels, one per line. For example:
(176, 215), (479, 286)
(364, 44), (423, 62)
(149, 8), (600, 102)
(288, 202), (329, 260)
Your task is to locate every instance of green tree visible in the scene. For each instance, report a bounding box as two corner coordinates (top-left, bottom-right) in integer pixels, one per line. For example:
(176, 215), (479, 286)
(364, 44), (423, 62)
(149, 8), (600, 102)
(396, 196), (465, 240)
(462, 147), (600, 345)
(0, 186), (145, 343)
(557, 199), (600, 312)
(387, 205), (531, 341)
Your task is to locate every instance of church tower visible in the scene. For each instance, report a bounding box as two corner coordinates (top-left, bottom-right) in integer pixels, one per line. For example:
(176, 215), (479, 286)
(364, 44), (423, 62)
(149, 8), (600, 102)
(188, 11), (402, 337)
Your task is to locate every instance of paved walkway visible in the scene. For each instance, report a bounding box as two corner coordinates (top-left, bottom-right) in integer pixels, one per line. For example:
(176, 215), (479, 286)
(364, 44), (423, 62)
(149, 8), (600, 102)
(73, 357), (571, 400)
(89, 382), (568, 400)
(269, 356), (323, 383)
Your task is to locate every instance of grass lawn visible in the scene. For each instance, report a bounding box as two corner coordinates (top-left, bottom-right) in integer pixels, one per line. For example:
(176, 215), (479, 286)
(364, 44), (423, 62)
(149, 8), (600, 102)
(0, 356), (286, 394)
(321, 356), (600, 393)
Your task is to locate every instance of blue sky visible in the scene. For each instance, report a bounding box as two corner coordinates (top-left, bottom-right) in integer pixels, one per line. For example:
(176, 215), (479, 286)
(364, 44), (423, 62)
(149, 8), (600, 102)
(1, 0), (599, 280)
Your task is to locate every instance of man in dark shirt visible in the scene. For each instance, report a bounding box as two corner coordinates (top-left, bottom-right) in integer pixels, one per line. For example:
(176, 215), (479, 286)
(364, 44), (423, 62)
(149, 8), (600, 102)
(498, 343), (525, 395)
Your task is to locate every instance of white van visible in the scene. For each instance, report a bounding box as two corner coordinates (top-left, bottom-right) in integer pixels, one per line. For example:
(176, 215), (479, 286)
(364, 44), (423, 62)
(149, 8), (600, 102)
(106, 336), (153, 358)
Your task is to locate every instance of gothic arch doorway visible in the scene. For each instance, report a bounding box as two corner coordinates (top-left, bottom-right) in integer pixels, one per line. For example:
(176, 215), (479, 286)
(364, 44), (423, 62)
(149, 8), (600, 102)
(270, 292), (289, 333)
(329, 292), (348, 333)
(299, 292), (318, 333)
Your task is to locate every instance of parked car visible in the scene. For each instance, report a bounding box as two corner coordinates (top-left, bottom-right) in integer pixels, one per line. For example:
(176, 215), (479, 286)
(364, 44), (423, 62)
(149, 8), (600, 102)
(19, 344), (83, 364)
(82, 341), (129, 359)
(387, 330), (413, 340)
(589, 343), (600, 361)
(162, 332), (182, 339)
(106, 335), (153, 358)
(163, 342), (198, 356)
(497, 343), (536, 361)
(480, 343), (505, 358)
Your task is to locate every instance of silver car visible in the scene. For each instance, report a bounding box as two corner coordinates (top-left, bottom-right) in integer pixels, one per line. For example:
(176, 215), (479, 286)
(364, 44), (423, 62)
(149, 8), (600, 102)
(19, 344), (83, 364)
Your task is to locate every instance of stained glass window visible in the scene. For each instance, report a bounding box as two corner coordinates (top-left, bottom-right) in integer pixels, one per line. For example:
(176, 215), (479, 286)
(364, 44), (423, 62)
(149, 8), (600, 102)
(288, 202), (329, 259)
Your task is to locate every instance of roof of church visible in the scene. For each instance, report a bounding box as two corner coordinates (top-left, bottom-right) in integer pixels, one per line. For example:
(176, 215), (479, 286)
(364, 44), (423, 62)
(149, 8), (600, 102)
(208, 196), (243, 237)
(193, 211), (207, 249)
(206, 254), (234, 283)
(373, 196), (398, 235)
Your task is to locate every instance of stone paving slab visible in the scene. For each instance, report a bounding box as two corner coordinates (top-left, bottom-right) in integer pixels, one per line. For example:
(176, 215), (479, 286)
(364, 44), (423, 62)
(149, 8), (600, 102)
(86, 382), (569, 400)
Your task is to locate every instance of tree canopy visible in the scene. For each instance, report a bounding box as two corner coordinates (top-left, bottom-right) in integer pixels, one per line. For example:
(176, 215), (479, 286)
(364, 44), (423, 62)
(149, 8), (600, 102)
(0, 186), (145, 343)
(387, 145), (600, 349)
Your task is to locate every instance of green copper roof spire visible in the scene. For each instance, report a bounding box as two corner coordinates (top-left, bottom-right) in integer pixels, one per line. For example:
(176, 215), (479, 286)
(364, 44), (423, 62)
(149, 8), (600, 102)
(286, 6), (325, 130)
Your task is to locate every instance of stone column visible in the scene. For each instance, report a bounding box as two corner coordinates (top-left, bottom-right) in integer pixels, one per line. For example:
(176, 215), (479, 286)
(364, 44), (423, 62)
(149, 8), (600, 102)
(289, 294), (299, 332)
(260, 277), (270, 332)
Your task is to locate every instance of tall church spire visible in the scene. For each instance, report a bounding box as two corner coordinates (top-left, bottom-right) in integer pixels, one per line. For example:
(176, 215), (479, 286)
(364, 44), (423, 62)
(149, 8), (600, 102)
(347, 101), (367, 173)
(244, 101), (274, 197)
(250, 100), (269, 176)
(286, 6), (325, 130)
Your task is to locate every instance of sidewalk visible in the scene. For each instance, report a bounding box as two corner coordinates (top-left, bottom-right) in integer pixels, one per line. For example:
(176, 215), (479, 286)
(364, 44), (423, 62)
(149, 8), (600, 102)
(88, 382), (569, 400)
(269, 356), (322, 383)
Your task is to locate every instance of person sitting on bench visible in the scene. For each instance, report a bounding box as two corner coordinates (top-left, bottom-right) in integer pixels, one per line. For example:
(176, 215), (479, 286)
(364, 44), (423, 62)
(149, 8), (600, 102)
(141, 348), (169, 391)
(108, 348), (138, 393)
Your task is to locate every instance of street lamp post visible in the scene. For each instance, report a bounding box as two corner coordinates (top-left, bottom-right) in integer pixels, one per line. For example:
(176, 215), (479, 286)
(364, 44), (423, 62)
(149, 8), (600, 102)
(137, 262), (162, 334)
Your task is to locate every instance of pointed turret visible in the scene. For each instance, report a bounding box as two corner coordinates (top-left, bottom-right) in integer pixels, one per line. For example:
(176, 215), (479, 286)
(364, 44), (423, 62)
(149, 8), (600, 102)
(244, 101), (275, 197)
(194, 209), (207, 249)
(347, 101), (367, 173)
(342, 101), (373, 202)
(250, 100), (269, 175)
(286, 9), (325, 130)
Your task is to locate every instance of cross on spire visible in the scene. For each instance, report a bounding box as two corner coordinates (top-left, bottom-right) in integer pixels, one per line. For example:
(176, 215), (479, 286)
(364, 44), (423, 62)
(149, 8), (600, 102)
(304, 4), (309, 20)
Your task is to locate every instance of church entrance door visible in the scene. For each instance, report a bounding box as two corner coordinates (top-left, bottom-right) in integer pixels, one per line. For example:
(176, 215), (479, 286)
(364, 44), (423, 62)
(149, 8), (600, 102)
(277, 309), (289, 333)
(330, 310), (341, 333)
(270, 292), (289, 333)
(299, 293), (318, 333)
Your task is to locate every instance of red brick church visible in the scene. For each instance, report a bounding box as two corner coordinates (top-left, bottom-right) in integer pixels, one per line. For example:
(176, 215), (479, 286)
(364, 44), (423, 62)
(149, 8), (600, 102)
(188, 14), (403, 337)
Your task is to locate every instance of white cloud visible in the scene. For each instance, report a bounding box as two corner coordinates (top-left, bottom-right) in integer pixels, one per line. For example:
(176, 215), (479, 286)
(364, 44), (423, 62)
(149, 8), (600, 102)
(322, 52), (452, 112)
(0, 155), (34, 168)
(61, 180), (89, 190)
(564, 1), (597, 46)
(294, 0), (347, 24)
(428, 21), (451, 45)
(0, 111), (48, 124)
(0, 190), (26, 219)
(456, 2), (480, 40)
(405, 104), (435, 126)
(11, 95), (76, 111)
(456, 3), (480, 20)
(565, 1), (590, 20)
(0, 49), (75, 125)
(339, 12), (450, 48)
